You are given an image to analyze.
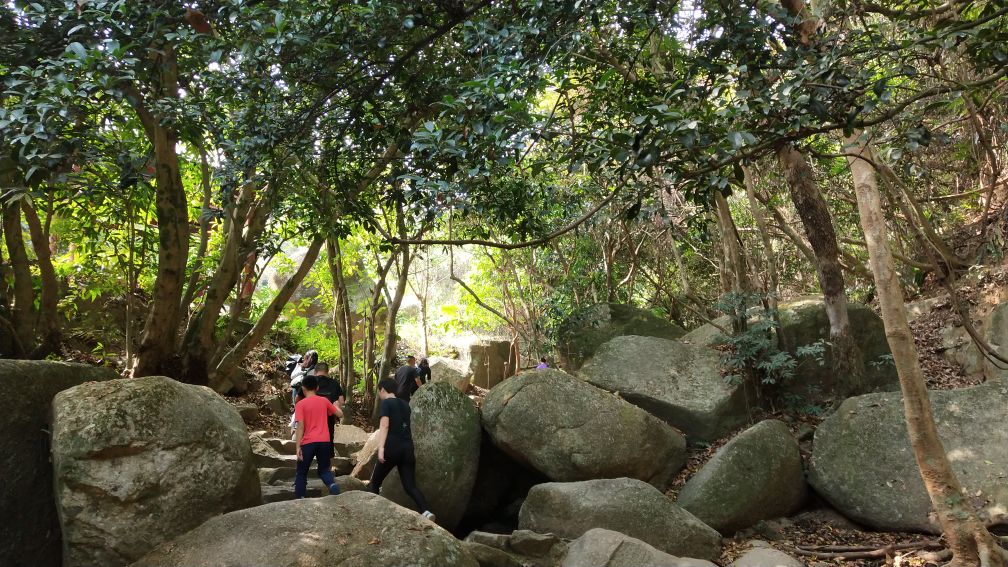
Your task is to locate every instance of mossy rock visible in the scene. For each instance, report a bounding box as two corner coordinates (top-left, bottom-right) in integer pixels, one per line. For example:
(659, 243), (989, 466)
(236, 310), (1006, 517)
(482, 369), (686, 489)
(557, 303), (686, 372)
(382, 381), (481, 530)
(809, 380), (1008, 532)
(677, 420), (806, 534)
(0, 360), (116, 567)
(52, 376), (260, 567)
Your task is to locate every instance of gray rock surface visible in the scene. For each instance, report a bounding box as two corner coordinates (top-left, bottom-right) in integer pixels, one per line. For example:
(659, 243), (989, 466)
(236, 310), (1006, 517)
(332, 424), (369, 457)
(462, 541), (526, 567)
(728, 543), (803, 567)
(809, 380), (1008, 532)
(382, 382), (481, 529)
(52, 376), (260, 567)
(680, 298), (898, 400)
(557, 303), (686, 372)
(578, 335), (752, 442)
(561, 528), (717, 567)
(519, 478), (722, 561)
(469, 339), (516, 389)
(0, 360), (116, 567)
(131, 491), (478, 567)
(677, 420), (806, 534)
(482, 370), (686, 488)
(429, 356), (472, 391)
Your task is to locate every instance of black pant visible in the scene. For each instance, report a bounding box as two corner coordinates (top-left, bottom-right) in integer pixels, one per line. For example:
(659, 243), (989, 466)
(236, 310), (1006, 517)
(367, 440), (429, 512)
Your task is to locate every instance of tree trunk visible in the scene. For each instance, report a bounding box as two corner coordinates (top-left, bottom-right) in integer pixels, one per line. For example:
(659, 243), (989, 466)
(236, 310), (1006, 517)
(714, 190), (747, 295)
(2, 201), (34, 355)
(211, 237), (325, 386)
(373, 241), (413, 419)
(21, 199), (61, 357)
(778, 144), (863, 395)
(327, 238), (355, 403)
(179, 146), (215, 316)
(743, 166), (779, 311)
(847, 131), (1008, 567)
(131, 45), (190, 378)
(179, 182), (268, 383)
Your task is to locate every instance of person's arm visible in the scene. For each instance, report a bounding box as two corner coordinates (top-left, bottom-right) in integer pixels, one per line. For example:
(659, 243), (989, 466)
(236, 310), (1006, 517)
(337, 395), (345, 409)
(294, 420), (305, 460)
(376, 416), (390, 463)
(327, 399), (343, 419)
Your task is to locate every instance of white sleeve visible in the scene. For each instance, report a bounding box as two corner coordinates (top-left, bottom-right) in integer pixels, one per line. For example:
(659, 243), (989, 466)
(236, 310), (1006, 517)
(290, 367), (306, 387)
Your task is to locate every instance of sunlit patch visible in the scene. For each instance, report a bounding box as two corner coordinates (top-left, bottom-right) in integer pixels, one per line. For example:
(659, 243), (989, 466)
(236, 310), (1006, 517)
(946, 448), (976, 461)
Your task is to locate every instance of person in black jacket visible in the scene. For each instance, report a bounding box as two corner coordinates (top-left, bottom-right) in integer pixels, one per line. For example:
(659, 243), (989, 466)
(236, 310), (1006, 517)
(313, 362), (344, 445)
(367, 378), (436, 523)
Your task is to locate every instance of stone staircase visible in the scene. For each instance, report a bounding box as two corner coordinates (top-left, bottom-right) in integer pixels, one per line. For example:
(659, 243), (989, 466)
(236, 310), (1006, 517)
(251, 425), (371, 503)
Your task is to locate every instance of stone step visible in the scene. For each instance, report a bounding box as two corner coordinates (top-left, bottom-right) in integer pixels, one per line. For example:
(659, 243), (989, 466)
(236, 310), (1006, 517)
(263, 437), (297, 455)
(258, 457), (353, 486)
(259, 475), (368, 504)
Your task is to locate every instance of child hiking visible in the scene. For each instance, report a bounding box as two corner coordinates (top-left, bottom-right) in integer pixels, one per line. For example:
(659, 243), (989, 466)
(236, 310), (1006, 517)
(293, 374), (343, 498)
(367, 378), (436, 522)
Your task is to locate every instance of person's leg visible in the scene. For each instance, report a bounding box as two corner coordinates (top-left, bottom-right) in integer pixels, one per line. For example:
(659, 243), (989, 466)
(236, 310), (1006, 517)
(395, 443), (430, 513)
(314, 442), (338, 494)
(366, 453), (395, 494)
(294, 442), (314, 498)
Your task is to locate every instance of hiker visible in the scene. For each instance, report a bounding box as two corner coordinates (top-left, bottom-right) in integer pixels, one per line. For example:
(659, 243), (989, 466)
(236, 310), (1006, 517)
(289, 349), (319, 403)
(367, 378), (436, 522)
(536, 357), (549, 369)
(314, 362), (344, 443)
(393, 355), (422, 401)
(293, 374), (343, 498)
(416, 358), (431, 385)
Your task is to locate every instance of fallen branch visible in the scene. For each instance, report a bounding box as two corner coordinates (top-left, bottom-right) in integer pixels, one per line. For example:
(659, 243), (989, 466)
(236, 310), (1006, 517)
(789, 540), (943, 560)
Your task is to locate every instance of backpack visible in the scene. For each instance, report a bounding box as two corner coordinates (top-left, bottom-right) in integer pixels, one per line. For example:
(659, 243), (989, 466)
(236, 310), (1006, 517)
(284, 353), (301, 375)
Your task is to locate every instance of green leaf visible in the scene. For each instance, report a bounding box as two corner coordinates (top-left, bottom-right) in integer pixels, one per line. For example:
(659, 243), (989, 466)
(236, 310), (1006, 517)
(66, 42), (87, 59)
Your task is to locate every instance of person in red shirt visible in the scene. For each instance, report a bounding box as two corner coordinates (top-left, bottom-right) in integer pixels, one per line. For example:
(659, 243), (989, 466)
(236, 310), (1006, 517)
(293, 375), (344, 498)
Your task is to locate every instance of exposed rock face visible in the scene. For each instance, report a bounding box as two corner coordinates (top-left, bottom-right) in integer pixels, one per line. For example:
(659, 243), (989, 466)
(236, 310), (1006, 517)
(775, 298), (898, 397)
(519, 478), (722, 562)
(680, 298), (898, 401)
(728, 541), (803, 567)
(677, 420), (807, 534)
(382, 382), (481, 529)
(578, 335), (752, 442)
(562, 529), (718, 567)
(351, 430), (381, 481)
(131, 492), (478, 567)
(0, 360), (116, 567)
(809, 381), (1008, 532)
(332, 424), (369, 457)
(482, 370), (686, 488)
(52, 376), (261, 567)
(469, 339), (516, 389)
(428, 356), (472, 391)
(982, 303), (1008, 382)
(557, 303), (686, 372)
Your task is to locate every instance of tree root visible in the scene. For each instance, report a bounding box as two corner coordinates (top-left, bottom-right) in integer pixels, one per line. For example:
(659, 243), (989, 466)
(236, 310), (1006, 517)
(789, 540), (943, 560)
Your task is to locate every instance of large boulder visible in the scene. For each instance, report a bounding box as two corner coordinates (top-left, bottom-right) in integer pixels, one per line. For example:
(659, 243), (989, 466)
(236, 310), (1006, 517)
(0, 360), (116, 567)
(680, 298), (898, 400)
(982, 303), (1008, 382)
(728, 542), (803, 567)
(519, 478), (722, 561)
(332, 424), (369, 457)
(557, 303), (686, 372)
(52, 376), (261, 567)
(809, 380), (1008, 532)
(677, 420), (806, 534)
(562, 528), (717, 567)
(578, 335), (753, 442)
(776, 298), (898, 397)
(469, 339), (516, 389)
(131, 491), (478, 567)
(482, 369), (686, 488)
(428, 356), (472, 391)
(382, 382), (481, 529)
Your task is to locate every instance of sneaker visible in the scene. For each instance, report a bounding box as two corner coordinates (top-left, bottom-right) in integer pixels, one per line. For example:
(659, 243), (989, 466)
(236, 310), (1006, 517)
(328, 483), (341, 495)
(421, 510), (436, 523)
